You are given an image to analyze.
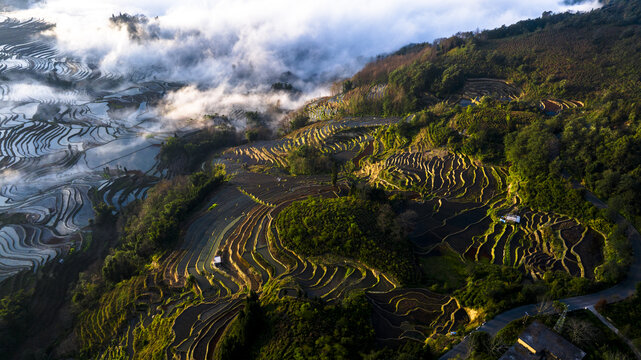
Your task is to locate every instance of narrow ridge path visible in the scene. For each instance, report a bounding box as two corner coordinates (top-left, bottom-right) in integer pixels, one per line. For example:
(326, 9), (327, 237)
(587, 306), (641, 360)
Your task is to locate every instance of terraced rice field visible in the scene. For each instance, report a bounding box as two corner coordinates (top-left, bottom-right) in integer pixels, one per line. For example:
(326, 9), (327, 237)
(0, 26), (601, 356)
(160, 102), (607, 356)
(164, 174), (447, 357)
(163, 164), (431, 357)
(0, 19), (106, 82)
(455, 78), (520, 105)
(368, 288), (468, 342)
(164, 129), (471, 356)
(361, 147), (603, 280)
(540, 98), (584, 114)
(0, 19), (190, 281)
(0, 19), (470, 356)
(226, 116), (398, 167)
(303, 94), (347, 121)
(303, 84), (390, 121)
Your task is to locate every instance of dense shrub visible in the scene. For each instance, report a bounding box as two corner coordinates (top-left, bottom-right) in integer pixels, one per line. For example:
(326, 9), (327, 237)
(276, 196), (416, 284)
(159, 125), (237, 173)
(102, 250), (142, 283)
(0, 290), (30, 355)
(257, 295), (378, 360)
(216, 294), (433, 360)
(602, 283), (641, 341)
(542, 270), (594, 299)
(454, 263), (524, 316)
(289, 112), (309, 131)
(215, 292), (263, 360)
(102, 166), (226, 282)
(595, 225), (632, 283)
(286, 145), (333, 175)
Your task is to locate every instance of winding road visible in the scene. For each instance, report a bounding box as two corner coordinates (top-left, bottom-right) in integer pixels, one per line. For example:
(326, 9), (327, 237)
(440, 192), (641, 359)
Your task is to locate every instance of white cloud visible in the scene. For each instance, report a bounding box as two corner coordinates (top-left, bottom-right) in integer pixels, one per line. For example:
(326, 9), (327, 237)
(158, 84), (326, 123)
(7, 0), (601, 120)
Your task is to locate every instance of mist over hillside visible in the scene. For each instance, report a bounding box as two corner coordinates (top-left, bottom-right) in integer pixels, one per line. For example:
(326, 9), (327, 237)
(8, 1), (641, 360)
(0, 0), (603, 315)
(7, 0), (601, 121)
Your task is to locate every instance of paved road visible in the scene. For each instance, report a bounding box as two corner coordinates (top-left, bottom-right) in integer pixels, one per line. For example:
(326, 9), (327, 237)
(440, 193), (641, 359)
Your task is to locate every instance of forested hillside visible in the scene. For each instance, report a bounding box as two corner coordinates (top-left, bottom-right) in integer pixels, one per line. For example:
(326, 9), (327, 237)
(330, 0), (641, 227)
(3, 1), (641, 360)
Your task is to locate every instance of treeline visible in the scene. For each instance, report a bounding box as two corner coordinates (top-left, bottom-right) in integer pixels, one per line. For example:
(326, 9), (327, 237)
(485, 0), (641, 40)
(215, 293), (264, 360)
(330, 0), (641, 119)
(102, 165), (227, 283)
(0, 290), (31, 355)
(455, 263), (595, 317)
(286, 145), (334, 176)
(341, 0), (641, 105)
(71, 166), (227, 356)
(159, 124), (238, 173)
(276, 195), (417, 284)
(216, 293), (433, 360)
(505, 119), (633, 283)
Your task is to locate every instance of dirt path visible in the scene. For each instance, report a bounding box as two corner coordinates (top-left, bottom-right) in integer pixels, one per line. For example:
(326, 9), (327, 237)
(587, 306), (641, 360)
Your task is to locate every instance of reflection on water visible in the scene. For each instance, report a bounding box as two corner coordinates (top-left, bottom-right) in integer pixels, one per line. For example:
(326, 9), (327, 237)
(0, 18), (177, 281)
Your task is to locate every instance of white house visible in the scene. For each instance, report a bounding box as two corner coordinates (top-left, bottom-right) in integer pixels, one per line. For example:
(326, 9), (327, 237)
(501, 214), (521, 223)
(505, 215), (521, 223)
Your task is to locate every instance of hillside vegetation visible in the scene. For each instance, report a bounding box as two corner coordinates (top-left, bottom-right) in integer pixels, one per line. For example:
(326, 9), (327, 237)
(276, 196), (416, 284)
(5, 2), (641, 360)
(328, 0), (641, 230)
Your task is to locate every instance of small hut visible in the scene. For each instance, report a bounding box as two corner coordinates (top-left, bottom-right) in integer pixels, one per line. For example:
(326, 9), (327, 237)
(213, 256), (222, 267)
